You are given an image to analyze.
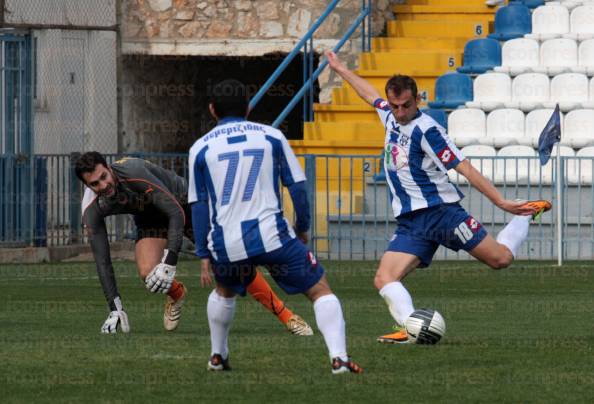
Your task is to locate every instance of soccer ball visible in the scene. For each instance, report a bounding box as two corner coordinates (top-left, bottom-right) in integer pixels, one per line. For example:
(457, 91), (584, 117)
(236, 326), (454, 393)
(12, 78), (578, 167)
(405, 308), (446, 345)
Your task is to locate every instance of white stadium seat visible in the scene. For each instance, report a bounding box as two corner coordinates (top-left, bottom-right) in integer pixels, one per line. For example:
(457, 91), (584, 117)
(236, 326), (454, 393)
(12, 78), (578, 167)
(575, 146), (594, 184)
(494, 38), (540, 77)
(526, 4), (570, 41)
(583, 77), (594, 108)
(448, 108), (486, 147)
(465, 73), (512, 112)
(539, 145), (576, 185)
(505, 73), (550, 112)
(573, 39), (594, 76)
(485, 109), (525, 148)
(495, 145), (538, 184)
(525, 108), (565, 147)
(544, 72), (589, 111)
(563, 5), (594, 40)
(449, 145), (496, 184)
(533, 38), (578, 75)
(564, 109), (594, 148)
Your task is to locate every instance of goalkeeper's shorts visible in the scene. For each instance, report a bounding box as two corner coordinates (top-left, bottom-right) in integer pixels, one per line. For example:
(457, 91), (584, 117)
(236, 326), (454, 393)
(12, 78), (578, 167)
(133, 203), (194, 241)
(211, 238), (324, 296)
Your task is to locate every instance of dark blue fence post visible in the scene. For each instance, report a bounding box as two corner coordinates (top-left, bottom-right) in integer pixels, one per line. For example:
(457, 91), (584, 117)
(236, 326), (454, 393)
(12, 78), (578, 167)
(34, 156), (48, 247)
(304, 155), (316, 252)
(70, 153), (82, 244)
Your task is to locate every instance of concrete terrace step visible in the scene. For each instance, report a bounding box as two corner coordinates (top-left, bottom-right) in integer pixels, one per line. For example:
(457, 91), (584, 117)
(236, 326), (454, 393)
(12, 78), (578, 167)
(359, 50), (462, 73)
(301, 121), (385, 143)
(387, 20), (491, 38)
(372, 37), (467, 52)
(405, 0), (501, 6)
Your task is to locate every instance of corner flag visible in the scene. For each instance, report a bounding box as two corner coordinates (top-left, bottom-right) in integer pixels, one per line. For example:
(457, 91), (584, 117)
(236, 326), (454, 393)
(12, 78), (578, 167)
(537, 104), (561, 166)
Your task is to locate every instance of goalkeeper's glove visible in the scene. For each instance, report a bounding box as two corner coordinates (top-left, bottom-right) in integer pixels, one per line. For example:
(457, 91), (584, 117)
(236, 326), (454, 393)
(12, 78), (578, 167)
(145, 249), (177, 294)
(101, 297), (130, 334)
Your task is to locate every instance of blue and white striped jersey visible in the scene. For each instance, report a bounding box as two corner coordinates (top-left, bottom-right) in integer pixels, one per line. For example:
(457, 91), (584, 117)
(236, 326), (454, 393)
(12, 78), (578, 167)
(188, 118), (306, 263)
(374, 98), (465, 218)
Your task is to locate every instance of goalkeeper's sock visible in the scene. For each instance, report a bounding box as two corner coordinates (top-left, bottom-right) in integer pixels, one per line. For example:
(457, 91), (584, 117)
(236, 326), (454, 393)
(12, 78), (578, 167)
(167, 280), (185, 301)
(207, 289), (236, 359)
(496, 215), (530, 258)
(379, 281), (415, 327)
(246, 270), (293, 324)
(313, 294), (348, 362)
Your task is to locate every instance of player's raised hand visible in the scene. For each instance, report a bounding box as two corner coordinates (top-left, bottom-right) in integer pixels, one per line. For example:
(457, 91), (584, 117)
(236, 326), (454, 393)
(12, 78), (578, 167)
(325, 50), (345, 72)
(200, 258), (214, 287)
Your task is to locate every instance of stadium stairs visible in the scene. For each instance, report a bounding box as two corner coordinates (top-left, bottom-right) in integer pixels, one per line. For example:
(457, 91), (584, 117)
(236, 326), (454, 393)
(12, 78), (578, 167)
(290, 0), (497, 156)
(284, 0), (497, 248)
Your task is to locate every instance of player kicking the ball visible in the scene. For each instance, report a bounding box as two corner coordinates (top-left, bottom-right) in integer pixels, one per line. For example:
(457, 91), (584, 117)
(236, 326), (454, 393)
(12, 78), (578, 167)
(75, 152), (313, 335)
(189, 79), (362, 374)
(325, 50), (551, 344)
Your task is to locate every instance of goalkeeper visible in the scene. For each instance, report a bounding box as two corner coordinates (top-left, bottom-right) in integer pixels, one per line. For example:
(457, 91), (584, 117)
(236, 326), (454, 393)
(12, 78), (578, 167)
(75, 152), (314, 336)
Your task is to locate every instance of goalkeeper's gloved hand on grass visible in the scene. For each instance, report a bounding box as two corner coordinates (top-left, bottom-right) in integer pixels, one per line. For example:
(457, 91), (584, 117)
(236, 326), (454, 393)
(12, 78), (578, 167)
(145, 249), (177, 294)
(101, 297), (130, 334)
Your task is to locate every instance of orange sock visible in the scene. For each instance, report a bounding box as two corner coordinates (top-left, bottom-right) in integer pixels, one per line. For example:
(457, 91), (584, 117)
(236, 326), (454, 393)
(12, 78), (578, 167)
(247, 270), (293, 324)
(167, 280), (185, 301)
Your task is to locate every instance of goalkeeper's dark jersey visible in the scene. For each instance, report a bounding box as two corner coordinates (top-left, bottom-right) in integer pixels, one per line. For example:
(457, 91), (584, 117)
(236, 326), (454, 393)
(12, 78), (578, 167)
(81, 157), (188, 310)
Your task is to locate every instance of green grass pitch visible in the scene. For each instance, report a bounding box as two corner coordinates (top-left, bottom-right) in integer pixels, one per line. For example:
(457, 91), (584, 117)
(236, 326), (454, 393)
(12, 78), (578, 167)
(1, 260), (593, 403)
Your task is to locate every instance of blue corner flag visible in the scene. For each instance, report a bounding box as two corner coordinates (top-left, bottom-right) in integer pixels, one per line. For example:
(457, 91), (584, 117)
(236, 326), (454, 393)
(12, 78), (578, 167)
(537, 104), (561, 166)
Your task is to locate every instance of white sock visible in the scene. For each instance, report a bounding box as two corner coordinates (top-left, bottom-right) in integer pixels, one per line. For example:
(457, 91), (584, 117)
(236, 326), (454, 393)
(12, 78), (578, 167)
(379, 282), (415, 327)
(207, 289), (236, 359)
(496, 215), (530, 258)
(313, 294), (348, 362)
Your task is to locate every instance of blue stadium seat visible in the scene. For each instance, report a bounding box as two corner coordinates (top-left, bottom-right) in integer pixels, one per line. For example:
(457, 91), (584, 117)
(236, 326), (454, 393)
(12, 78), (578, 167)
(421, 108), (448, 130)
(457, 38), (502, 74)
(516, 0), (544, 9)
(488, 3), (532, 41)
(427, 72), (473, 109)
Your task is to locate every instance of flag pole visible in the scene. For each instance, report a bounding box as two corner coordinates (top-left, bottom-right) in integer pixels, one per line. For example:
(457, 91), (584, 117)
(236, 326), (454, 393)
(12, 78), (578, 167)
(556, 143), (562, 267)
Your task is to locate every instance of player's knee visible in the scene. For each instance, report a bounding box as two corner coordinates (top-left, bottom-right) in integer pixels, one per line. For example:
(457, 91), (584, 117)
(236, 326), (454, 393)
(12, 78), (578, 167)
(489, 251), (513, 270)
(374, 271), (399, 290)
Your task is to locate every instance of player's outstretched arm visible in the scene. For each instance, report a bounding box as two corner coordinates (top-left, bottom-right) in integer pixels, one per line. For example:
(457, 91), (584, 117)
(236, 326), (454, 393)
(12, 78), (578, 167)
(455, 160), (535, 216)
(325, 50), (381, 107)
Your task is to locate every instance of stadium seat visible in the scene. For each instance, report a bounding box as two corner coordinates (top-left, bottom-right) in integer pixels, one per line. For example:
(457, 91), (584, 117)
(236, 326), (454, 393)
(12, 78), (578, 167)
(485, 108), (525, 147)
(544, 73), (589, 111)
(533, 38), (578, 75)
(457, 39), (502, 74)
(495, 145), (538, 184)
(524, 108), (564, 147)
(449, 145), (496, 184)
(563, 5), (594, 40)
(505, 73), (550, 112)
(583, 76), (594, 108)
(525, 4), (570, 40)
(448, 108), (486, 147)
(573, 39), (594, 76)
(521, 0), (545, 8)
(465, 72), (512, 111)
(488, 4), (532, 41)
(494, 38), (540, 76)
(539, 144), (576, 184)
(564, 109), (594, 148)
(421, 108), (448, 130)
(427, 73), (473, 110)
(575, 146), (594, 184)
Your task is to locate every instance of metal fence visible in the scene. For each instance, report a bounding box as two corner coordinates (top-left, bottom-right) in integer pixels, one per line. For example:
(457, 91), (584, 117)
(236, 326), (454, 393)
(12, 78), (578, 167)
(3, 153), (594, 261)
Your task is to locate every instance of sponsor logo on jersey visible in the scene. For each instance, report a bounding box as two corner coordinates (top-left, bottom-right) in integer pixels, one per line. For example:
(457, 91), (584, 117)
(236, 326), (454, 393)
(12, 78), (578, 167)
(385, 142), (409, 171)
(437, 147), (455, 165)
(465, 217), (481, 233)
